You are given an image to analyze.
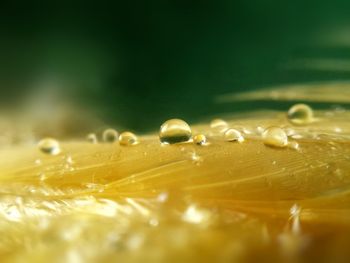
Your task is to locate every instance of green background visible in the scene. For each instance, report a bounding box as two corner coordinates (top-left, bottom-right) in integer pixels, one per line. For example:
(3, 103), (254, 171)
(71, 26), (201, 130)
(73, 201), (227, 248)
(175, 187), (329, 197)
(0, 1), (349, 132)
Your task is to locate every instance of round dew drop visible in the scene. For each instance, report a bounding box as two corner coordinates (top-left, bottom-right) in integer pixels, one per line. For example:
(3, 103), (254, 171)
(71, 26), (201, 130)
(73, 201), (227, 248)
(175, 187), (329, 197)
(210, 118), (228, 133)
(86, 133), (98, 144)
(102, 129), (119, 143)
(287, 104), (313, 125)
(193, 134), (207, 145)
(224, 129), (244, 142)
(119, 131), (139, 146)
(159, 119), (192, 144)
(262, 127), (288, 148)
(38, 138), (61, 155)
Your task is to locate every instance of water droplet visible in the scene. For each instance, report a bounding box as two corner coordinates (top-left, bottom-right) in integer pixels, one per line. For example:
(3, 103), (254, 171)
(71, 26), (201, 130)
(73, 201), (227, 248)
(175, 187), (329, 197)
(287, 104), (313, 125)
(86, 133), (98, 144)
(119, 131), (139, 146)
(34, 159), (42, 165)
(159, 119), (192, 144)
(210, 118), (228, 133)
(193, 134), (207, 145)
(224, 129), (244, 142)
(38, 138), (61, 155)
(262, 127), (288, 148)
(102, 129), (119, 143)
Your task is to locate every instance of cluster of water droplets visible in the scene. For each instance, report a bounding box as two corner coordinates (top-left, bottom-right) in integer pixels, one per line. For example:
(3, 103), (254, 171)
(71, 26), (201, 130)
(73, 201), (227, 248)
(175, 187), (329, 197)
(159, 118), (247, 146)
(37, 103), (316, 157)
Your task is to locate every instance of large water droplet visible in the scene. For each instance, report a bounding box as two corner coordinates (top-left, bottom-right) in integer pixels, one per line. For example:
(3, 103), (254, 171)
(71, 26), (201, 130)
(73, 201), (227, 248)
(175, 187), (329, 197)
(262, 127), (288, 147)
(86, 133), (98, 144)
(210, 118), (228, 133)
(119, 131), (139, 146)
(287, 104), (313, 125)
(224, 128), (244, 142)
(159, 119), (192, 144)
(38, 138), (61, 155)
(102, 129), (119, 143)
(193, 134), (207, 145)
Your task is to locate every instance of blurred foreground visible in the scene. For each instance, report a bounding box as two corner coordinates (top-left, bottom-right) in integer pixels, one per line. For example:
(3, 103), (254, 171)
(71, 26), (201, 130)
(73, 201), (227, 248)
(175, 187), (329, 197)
(1, 84), (350, 262)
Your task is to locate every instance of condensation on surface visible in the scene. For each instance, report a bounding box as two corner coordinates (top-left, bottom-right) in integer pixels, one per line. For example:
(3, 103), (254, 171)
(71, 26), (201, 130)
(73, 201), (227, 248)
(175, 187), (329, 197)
(1, 91), (350, 262)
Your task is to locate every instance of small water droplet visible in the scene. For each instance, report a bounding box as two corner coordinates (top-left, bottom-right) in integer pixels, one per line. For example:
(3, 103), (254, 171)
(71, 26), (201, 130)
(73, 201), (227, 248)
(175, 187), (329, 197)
(102, 129), (119, 143)
(287, 104), (313, 125)
(262, 127), (288, 148)
(193, 134), (207, 145)
(86, 133), (98, 144)
(119, 131), (139, 146)
(35, 159), (42, 165)
(210, 118), (228, 133)
(38, 138), (61, 155)
(159, 119), (192, 144)
(224, 129), (244, 142)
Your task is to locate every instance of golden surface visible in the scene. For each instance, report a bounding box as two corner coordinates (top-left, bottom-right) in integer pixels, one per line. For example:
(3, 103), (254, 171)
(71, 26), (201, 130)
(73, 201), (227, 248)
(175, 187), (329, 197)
(1, 109), (350, 262)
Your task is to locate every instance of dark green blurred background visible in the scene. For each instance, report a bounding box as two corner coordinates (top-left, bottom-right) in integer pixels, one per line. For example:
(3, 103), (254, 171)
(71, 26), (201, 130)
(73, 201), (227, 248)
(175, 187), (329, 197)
(1, 1), (350, 132)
